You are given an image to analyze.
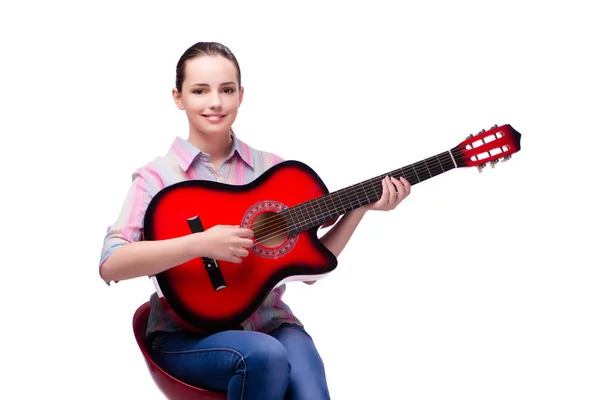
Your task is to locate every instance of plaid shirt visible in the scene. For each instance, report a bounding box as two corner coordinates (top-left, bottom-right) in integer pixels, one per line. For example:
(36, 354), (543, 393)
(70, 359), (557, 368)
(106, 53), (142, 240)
(99, 134), (303, 335)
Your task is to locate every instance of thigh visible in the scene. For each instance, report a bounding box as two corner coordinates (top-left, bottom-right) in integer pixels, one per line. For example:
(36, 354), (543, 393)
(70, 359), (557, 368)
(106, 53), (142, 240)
(269, 324), (330, 400)
(149, 329), (290, 397)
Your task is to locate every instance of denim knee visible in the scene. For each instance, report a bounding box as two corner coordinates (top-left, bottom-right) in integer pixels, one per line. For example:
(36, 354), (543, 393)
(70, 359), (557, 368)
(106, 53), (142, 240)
(242, 334), (290, 378)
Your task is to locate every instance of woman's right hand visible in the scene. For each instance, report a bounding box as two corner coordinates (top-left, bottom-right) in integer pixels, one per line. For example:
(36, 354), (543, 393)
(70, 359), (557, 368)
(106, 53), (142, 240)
(191, 225), (254, 263)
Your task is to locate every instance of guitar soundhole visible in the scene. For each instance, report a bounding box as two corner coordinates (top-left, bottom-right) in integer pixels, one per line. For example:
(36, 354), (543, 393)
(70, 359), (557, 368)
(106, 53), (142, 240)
(241, 200), (298, 259)
(253, 212), (287, 247)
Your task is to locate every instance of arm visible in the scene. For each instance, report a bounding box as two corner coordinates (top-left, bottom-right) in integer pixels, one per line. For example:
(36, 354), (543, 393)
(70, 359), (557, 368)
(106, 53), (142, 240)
(100, 235), (200, 283)
(304, 175), (411, 284)
(99, 176), (253, 284)
(319, 208), (368, 258)
(322, 175), (411, 256)
(299, 209), (366, 285)
(98, 175), (182, 284)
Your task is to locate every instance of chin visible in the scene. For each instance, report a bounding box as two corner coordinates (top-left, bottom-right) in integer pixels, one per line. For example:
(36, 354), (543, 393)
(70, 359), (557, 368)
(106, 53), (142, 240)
(196, 125), (231, 137)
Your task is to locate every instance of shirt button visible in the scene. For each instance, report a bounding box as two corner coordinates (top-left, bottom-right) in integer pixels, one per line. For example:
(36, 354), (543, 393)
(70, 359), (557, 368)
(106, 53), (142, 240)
(218, 176), (224, 182)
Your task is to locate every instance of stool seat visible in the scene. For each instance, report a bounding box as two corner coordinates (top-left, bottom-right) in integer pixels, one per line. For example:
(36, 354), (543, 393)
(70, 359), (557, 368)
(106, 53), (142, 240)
(133, 301), (227, 399)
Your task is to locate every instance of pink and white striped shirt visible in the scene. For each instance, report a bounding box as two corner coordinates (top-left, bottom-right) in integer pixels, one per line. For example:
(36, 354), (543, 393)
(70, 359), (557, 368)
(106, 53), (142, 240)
(99, 134), (303, 335)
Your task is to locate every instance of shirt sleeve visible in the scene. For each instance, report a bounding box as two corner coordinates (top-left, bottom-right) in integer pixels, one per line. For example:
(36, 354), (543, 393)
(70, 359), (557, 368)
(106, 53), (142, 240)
(99, 173), (152, 286)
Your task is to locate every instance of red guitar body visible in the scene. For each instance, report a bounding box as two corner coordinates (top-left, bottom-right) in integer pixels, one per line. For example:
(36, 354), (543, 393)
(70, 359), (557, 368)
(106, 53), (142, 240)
(144, 161), (338, 332)
(144, 123), (522, 332)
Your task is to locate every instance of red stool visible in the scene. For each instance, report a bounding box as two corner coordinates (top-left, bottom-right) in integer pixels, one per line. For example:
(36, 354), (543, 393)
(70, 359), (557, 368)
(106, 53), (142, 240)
(133, 302), (227, 399)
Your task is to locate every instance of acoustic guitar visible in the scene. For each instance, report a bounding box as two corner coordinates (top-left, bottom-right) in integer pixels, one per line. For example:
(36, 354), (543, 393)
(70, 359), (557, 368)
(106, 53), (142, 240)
(143, 124), (522, 332)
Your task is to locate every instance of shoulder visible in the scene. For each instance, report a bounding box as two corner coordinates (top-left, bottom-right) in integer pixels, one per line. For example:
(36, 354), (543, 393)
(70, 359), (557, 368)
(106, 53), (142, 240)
(130, 152), (182, 195)
(236, 135), (285, 172)
(251, 147), (285, 174)
(256, 148), (284, 167)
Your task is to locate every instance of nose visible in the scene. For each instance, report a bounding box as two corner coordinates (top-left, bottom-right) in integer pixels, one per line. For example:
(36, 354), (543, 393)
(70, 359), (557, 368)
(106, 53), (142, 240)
(208, 91), (222, 109)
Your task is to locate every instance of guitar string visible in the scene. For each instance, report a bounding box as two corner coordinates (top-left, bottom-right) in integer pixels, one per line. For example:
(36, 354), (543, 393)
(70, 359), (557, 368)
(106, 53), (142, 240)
(250, 144), (511, 246)
(248, 129), (510, 235)
(250, 140), (510, 237)
(249, 150), (460, 240)
(247, 148), (467, 245)
(248, 147), (463, 237)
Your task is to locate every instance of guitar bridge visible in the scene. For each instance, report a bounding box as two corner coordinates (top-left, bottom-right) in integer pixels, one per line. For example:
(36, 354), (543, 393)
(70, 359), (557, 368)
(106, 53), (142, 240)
(201, 258), (226, 291)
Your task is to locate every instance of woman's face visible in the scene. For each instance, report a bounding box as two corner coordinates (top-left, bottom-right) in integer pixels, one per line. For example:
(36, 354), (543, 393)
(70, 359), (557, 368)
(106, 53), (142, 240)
(173, 54), (244, 138)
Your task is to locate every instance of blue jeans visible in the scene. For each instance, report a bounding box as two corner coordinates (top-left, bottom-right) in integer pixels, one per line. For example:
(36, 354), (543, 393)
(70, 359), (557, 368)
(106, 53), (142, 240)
(148, 323), (330, 400)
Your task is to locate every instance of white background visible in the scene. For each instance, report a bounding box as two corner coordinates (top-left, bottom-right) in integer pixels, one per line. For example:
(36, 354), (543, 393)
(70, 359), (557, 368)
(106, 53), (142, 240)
(1, 1), (599, 399)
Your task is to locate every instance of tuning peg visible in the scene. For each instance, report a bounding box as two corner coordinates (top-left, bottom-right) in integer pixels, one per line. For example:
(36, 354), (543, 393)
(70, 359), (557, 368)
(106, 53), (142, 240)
(490, 124), (498, 129)
(477, 163), (486, 173)
(490, 159), (499, 168)
(466, 133), (474, 139)
(501, 154), (512, 162)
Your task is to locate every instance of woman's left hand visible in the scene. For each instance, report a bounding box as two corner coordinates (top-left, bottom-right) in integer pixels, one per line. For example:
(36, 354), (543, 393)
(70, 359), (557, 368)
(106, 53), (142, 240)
(362, 175), (411, 211)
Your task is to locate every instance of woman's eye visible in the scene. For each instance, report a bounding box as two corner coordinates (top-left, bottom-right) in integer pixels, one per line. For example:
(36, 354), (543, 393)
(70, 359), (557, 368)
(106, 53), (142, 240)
(193, 89), (205, 94)
(223, 87), (235, 94)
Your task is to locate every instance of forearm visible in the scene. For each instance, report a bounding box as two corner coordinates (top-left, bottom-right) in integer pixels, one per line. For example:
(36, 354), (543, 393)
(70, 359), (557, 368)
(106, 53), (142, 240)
(100, 235), (197, 283)
(319, 208), (368, 258)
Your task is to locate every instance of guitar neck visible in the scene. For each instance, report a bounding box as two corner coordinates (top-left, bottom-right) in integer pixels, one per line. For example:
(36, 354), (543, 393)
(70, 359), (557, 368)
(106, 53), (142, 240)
(284, 148), (462, 233)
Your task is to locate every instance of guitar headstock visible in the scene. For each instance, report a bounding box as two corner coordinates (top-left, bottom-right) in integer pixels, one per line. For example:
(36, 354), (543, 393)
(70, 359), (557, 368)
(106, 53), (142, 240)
(453, 124), (522, 172)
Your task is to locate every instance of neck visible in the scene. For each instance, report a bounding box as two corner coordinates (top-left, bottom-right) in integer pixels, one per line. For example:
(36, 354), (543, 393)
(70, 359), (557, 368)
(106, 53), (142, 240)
(281, 148), (461, 234)
(188, 129), (233, 162)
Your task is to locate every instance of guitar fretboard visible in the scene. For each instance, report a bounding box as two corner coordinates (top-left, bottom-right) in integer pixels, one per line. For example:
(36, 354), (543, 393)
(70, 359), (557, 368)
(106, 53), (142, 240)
(282, 149), (461, 233)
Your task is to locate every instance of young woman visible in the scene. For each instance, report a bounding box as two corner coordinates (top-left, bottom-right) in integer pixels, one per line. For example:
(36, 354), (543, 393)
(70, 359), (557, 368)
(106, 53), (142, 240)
(99, 41), (411, 400)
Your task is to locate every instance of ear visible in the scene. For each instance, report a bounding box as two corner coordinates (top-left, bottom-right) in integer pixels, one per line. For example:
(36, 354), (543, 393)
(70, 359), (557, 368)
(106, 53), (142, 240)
(172, 88), (185, 110)
(238, 85), (244, 105)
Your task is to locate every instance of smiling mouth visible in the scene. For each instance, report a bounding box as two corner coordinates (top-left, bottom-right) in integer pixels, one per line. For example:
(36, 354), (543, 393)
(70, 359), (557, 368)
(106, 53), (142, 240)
(203, 114), (225, 120)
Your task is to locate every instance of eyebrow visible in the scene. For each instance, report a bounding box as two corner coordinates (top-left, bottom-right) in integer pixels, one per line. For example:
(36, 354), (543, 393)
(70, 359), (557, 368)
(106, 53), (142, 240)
(191, 82), (236, 87)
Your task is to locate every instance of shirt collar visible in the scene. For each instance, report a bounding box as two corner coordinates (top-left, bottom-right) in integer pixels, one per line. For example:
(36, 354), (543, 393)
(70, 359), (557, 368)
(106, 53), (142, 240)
(168, 134), (255, 172)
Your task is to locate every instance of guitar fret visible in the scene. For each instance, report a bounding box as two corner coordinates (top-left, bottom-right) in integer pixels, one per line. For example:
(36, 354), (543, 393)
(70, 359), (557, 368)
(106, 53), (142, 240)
(369, 177), (380, 202)
(328, 193), (340, 217)
(410, 163), (421, 182)
(319, 196), (333, 221)
(426, 155), (446, 178)
(345, 189), (353, 210)
(434, 154), (445, 172)
(298, 203), (310, 231)
(423, 159), (432, 177)
(359, 182), (370, 205)
(351, 185), (362, 207)
(337, 191), (348, 213)
(396, 168), (406, 184)
(313, 197), (324, 219)
(307, 199), (317, 225)
(284, 208), (298, 233)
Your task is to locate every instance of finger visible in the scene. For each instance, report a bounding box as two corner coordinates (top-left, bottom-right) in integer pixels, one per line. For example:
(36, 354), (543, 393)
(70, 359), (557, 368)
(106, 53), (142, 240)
(236, 228), (254, 238)
(390, 177), (404, 202)
(238, 238), (254, 248)
(400, 176), (411, 195)
(390, 176), (403, 193)
(379, 177), (390, 204)
(229, 255), (243, 263)
(385, 176), (397, 205)
(229, 244), (248, 255)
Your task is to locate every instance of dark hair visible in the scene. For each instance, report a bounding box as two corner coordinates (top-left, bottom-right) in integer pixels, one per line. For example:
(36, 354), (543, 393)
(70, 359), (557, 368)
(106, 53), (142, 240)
(175, 42), (241, 93)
